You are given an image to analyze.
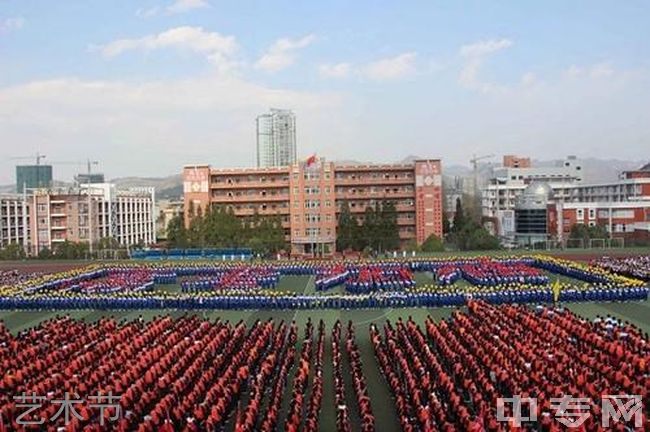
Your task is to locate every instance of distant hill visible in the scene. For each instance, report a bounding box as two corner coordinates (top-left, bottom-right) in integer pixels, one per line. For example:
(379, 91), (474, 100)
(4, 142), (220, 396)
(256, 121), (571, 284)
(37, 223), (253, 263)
(110, 174), (183, 199)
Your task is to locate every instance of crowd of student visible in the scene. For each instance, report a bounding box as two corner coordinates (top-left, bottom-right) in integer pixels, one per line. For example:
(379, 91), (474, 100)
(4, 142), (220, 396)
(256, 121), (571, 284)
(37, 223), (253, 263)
(71, 270), (154, 294)
(345, 321), (375, 431)
(458, 261), (549, 286)
(592, 255), (650, 281)
(0, 316), (382, 431)
(346, 265), (415, 293)
(0, 270), (45, 288)
(371, 300), (648, 431)
(315, 265), (349, 291)
(180, 268), (280, 293)
(0, 255), (646, 311)
(332, 320), (352, 432)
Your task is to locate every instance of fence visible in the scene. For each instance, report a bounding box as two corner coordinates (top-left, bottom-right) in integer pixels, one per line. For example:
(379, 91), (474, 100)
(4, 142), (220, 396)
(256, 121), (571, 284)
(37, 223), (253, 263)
(129, 248), (254, 261)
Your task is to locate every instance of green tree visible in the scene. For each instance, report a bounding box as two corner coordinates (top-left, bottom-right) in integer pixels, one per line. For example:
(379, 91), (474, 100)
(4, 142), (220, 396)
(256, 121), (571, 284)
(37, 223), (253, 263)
(442, 213), (451, 235)
(361, 205), (378, 250)
(0, 243), (26, 260)
(53, 241), (89, 259)
(569, 223), (609, 245)
(166, 214), (188, 248)
(466, 226), (501, 250)
(420, 234), (444, 252)
(247, 215), (286, 255)
(336, 201), (358, 251)
(38, 247), (53, 259)
(378, 201), (400, 251)
(187, 208), (205, 247)
(452, 198), (465, 232)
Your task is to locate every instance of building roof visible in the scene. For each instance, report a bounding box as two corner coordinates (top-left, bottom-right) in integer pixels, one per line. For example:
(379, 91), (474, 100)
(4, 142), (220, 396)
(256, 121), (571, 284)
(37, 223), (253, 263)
(523, 182), (554, 199)
(638, 161), (650, 171)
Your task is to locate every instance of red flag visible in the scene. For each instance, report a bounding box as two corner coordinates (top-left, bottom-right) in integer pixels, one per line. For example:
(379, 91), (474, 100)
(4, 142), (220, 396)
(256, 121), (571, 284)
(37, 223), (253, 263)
(306, 154), (317, 167)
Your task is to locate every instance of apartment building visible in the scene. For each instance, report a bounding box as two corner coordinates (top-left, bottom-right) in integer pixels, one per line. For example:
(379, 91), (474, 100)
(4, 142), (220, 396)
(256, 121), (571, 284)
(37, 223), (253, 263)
(183, 158), (442, 255)
(29, 184), (156, 252)
(0, 195), (29, 248)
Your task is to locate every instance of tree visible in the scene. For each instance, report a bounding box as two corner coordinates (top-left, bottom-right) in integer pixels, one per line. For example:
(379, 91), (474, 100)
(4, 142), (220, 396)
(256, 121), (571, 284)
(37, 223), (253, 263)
(38, 247), (53, 259)
(95, 237), (120, 251)
(0, 243), (26, 260)
(452, 198), (464, 232)
(361, 205), (378, 250)
(247, 215), (286, 255)
(337, 201), (360, 251)
(379, 201), (400, 251)
(403, 239), (420, 253)
(466, 226), (501, 250)
(420, 234), (444, 252)
(442, 213), (451, 235)
(569, 223), (609, 245)
(53, 241), (89, 259)
(166, 215), (188, 248)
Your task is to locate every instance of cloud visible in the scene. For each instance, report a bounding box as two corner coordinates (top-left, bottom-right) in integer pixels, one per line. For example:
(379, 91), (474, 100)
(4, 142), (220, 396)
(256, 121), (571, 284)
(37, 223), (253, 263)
(0, 76), (343, 182)
(521, 72), (537, 87)
(318, 63), (352, 78)
(255, 34), (316, 72)
(93, 27), (238, 73)
(0, 17), (25, 33)
(459, 38), (513, 93)
(320, 53), (419, 81)
(566, 63), (614, 79)
(167, 0), (209, 13)
(136, 0), (208, 18)
(361, 52), (418, 81)
(135, 7), (161, 18)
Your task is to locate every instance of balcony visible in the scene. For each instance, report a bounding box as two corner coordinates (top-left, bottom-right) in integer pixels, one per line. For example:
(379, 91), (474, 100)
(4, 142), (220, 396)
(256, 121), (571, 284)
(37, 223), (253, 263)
(334, 177), (413, 186)
(335, 191), (414, 200)
(211, 180), (289, 189)
(231, 207), (290, 216)
(212, 194), (290, 203)
(51, 225), (67, 230)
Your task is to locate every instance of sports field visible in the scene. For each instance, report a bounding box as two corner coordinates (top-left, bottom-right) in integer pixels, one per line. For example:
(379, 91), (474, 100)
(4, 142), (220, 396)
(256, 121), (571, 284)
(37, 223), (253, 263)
(2, 270), (648, 431)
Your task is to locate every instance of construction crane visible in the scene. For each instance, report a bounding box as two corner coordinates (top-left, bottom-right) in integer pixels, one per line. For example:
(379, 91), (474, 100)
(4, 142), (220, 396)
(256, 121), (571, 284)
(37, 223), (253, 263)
(9, 152), (47, 165)
(49, 159), (100, 180)
(469, 153), (495, 196)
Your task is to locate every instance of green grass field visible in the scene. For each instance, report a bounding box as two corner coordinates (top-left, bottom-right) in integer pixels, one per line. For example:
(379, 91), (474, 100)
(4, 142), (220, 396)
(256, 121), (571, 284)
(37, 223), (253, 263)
(1, 273), (649, 431)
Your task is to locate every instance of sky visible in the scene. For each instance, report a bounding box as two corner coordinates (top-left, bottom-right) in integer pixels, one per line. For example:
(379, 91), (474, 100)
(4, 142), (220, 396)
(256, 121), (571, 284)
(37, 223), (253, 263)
(1, 0), (649, 184)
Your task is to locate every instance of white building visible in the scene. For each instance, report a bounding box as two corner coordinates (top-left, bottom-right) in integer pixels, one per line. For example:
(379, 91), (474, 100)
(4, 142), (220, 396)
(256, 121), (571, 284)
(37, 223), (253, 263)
(482, 156), (583, 239)
(256, 108), (297, 168)
(28, 184), (156, 253)
(84, 183), (157, 246)
(0, 195), (29, 249)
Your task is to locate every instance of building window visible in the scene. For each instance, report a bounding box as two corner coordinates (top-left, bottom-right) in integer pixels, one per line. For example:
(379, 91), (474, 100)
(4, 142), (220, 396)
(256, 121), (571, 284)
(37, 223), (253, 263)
(588, 208), (595, 220)
(576, 209), (584, 220)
